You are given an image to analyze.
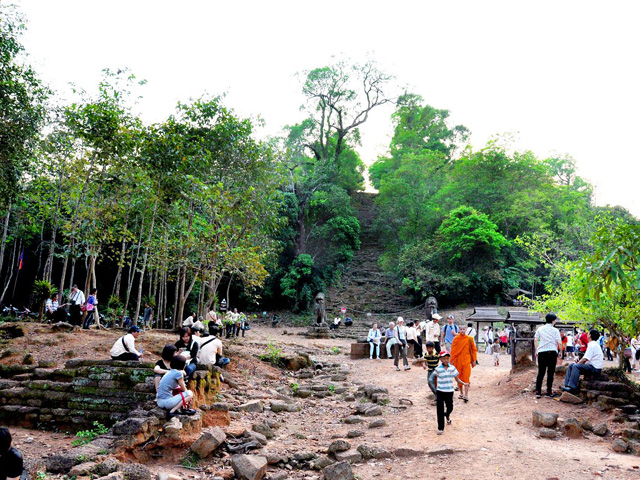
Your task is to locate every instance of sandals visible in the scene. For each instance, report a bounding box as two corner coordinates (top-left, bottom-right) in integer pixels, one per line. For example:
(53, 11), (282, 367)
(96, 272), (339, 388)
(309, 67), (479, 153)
(446, 417), (452, 425)
(463, 397), (469, 403)
(458, 394), (464, 400)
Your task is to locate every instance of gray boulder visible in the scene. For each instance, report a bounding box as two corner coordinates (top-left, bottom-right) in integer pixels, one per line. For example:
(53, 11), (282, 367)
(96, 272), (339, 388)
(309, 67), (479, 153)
(323, 461), (354, 480)
(231, 455), (268, 480)
(191, 427), (227, 458)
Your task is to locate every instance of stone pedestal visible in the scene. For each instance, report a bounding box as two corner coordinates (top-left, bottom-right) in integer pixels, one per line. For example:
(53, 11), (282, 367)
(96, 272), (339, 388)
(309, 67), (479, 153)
(308, 322), (331, 338)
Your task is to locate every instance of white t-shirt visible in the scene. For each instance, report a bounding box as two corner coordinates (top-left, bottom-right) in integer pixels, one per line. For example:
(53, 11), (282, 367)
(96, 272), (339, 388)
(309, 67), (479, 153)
(406, 327), (417, 341)
(110, 333), (137, 357)
(566, 334), (574, 347)
(535, 324), (562, 353)
(199, 337), (223, 365)
(183, 316), (194, 327)
(584, 340), (604, 369)
(425, 321), (440, 342)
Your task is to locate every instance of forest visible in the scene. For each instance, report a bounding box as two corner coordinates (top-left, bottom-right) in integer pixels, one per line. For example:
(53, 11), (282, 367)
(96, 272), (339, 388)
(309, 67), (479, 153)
(1, 4), (639, 337)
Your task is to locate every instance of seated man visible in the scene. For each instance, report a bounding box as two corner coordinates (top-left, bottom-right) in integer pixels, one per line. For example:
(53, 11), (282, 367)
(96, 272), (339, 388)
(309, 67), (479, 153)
(384, 322), (397, 358)
(561, 329), (604, 394)
(0, 427), (24, 480)
(199, 334), (230, 367)
(344, 317), (353, 327)
(110, 326), (143, 361)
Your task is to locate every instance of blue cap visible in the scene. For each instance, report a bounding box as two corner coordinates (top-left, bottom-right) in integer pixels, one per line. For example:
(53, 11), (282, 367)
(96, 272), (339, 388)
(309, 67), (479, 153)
(129, 325), (142, 333)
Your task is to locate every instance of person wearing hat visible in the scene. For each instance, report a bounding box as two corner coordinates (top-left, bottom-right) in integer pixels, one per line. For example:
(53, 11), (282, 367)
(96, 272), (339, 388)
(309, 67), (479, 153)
(425, 314), (442, 354)
(433, 350), (468, 435)
(441, 314), (459, 352)
(393, 317), (410, 371)
(110, 325), (143, 361)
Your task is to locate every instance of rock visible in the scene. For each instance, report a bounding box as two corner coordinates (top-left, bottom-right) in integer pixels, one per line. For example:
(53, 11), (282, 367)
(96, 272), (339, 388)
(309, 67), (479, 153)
(270, 400), (301, 413)
(96, 473), (125, 480)
(295, 389), (313, 398)
(191, 427), (227, 458)
(313, 456), (335, 470)
(628, 439), (640, 456)
(112, 417), (159, 436)
(592, 422), (608, 437)
(252, 422), (275, 439)
(283, 355), (311, 371)
(244, 430), (268, 446)
(612, 438), (628, 453)
(621, 405), (639, 414)
(364, 406), (382, 417)
(231, 455), (268, 480)
(580, 418), (593, 431)
(368, 419), (386, 429)
(293, 451), (317, 462)
(69, 462), (98, 477)
(562, 418), (583, 439)
(51, 322), (74, 332)
(323, 460), (354, 480)
(264, 452), (286, 465)
(334, 449), (362, 463)
(356, 444), (374, 460)
(95, 458), (122, 477)
(269, 473), (289, 480)
(346, 430), (363, 438)
(328, 440), (351, 453)
(539, 428), (556, 439)
(238, 400), (264, 413)
(394, 448), (424, 458)
(559, 392), (583, 404)
(622, 428), (640, 440)
(344, 394), (356, 402)
(121, 463), (152, 480)
(211, 402), (232, 411)
(532, 411), (559, 428)
(343, 416), (363, 424)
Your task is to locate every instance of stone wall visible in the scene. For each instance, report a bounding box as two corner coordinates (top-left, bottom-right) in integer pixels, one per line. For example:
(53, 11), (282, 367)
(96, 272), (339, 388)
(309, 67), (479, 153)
(0, 359), (221, 431)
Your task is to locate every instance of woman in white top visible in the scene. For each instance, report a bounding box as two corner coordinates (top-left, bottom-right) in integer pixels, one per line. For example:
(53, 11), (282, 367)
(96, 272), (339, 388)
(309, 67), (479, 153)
(406, 321), (422, 358)
(367, 324), (382, 360)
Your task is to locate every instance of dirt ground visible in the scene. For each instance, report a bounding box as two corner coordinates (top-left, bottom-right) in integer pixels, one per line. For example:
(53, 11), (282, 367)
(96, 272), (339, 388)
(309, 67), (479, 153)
(3, 323), (640, 480)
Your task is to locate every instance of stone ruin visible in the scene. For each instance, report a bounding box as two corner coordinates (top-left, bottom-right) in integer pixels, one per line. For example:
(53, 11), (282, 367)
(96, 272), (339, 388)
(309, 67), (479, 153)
(307, 292), (331, 338)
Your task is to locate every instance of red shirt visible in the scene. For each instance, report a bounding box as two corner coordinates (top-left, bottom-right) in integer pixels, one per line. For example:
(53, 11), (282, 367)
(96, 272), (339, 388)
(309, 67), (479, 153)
(578, 332), (588, 352)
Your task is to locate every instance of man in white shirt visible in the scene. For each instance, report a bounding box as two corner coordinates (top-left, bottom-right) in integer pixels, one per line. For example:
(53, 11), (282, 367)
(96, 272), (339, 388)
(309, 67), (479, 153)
(183, 312), (195, 327)
(68, 284), (85, 326)
(425, 314), (442, 354)
(110, 326), (143, 361)
(199, 335), (230, 367)
(561, 329), (604, 394)
(534, 313), (562, 398)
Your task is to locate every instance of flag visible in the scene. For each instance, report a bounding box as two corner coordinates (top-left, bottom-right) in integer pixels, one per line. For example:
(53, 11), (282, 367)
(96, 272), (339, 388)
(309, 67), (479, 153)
(18, 249), (23, 270)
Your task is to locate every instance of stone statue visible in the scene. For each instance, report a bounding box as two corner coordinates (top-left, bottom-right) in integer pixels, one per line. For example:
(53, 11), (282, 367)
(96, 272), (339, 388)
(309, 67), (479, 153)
(425, 296), (438, 320)
(314, 293), (327, 325)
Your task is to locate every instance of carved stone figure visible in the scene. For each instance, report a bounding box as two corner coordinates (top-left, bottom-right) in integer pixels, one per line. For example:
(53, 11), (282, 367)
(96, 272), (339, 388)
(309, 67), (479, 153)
(314, 293), (327, 325)
(425, 296), (438, 320)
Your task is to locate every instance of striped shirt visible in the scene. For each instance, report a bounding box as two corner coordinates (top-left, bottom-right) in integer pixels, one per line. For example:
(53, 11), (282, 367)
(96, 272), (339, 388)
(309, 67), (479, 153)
(433, 364), (459, 392)
(534, 324), (561, 354)
(424, 353), (439, 371)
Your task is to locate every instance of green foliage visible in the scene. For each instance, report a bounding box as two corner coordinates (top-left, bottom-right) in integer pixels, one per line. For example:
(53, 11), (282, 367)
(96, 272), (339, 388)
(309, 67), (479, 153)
(328, 384), (336, 394)
(331, 346), (341, 355)
(72, 421), (109, 447)
(36, 472), (48, 480)
(289, 382), (299, 393)
(259, 342), (285, 366)
(180, 451), (200, 468)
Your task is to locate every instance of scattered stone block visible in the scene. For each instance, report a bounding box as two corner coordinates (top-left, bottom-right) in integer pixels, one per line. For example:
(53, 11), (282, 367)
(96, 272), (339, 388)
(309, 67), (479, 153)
(270, 400), (300, 413)
(562, 418), (583, 439)
(628, 439), (640, 456)
(328, 440), (351, 453)
(313, 456), (335, 470)
(368, 419), (386, 429)
(120, 463), (152, 480)
(621, 428), (640, 440)
(532, 411), (558, 428)
(244, 430), (268, 446)
(238, 400), (263, 413)
(191, 427), (227, 458)
(592, 422), (608, 436)
(252, 422), (275, 439)
(612, 438), (628, 453)
(334, 449), (362, 463)
(231, 455), (268, 480)
(364, 406), (382, 417)
(347, 430), (363, 438)
(559, 392), (582, 404)
(343, 416), (363, 424)
(394, 447), (423, 458)
(323, 460), (354, 480)
(539, 428), (556, 439)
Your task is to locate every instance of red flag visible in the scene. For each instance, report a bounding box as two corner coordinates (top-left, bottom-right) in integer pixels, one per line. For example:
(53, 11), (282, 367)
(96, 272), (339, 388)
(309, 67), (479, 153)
(18, 249), (23, 270)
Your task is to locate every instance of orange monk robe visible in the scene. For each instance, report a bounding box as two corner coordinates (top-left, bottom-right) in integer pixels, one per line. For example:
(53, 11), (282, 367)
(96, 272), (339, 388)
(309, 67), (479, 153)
(450, 332), (478, 384)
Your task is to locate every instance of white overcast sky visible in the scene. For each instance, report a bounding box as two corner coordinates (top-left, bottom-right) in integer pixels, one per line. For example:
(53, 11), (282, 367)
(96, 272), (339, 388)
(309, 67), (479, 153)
(12, 0), (640, 216)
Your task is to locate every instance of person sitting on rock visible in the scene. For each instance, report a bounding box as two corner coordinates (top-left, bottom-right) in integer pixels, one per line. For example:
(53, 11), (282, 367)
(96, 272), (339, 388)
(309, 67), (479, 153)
(330, 317), (341, 330)
(156, 355), (195, 417)
(110, 325), (143, 361)
(561, 329), (604, 395)
(0, 427), (24, 480)
(154, 344), (177, 391)
(384, 322), (397, 359)
(174, 327), (200, 379)
(198, 333), (230, 367)
(344, 316), (353, 327)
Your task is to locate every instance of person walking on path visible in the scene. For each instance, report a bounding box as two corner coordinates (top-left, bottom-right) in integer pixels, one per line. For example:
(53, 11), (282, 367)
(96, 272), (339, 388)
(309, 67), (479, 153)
(433, 350), (468, 435)
(441, 315), (459, 351)
(425, 314), (442, 354)
(450, 328), (477, 402)
(423, 341), (440, 398)
(393, 317), (410, 371)
(534, 313), (562, 398)
(561, 329), (604, 394)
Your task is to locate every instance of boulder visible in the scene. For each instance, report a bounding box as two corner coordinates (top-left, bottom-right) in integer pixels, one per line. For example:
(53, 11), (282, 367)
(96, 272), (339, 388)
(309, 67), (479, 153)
(580, 419), (593, 431)
(323, 460), (354, 480)
(559, 392), (583, 404)
(293, 451), (317, 462)
(612, 438), (628, 453)
(312, 456), (335, 470)
(120, 463), (152, 480)
(562, 418), (583, 439)
(252, 422), (275, 439)
(231, 455), (268, 480)
(69, 462), (99, 477)
(394, 447), (423, 458)
(364, 406), (383, 417)
(328, 440), (351, 453)
(334, 449), (362, 463)
(592, 422), (608, 437)
(539, 428), (556, 439)
(343, 416), (363, 424)
(283, 355), (311, 371)
(270, 400), (300, 413)
(191, 427), (227, 458)
(368, 419), (386, 429)
(238, 400), (264, 413)
(244, 430), (268, 446)
(211, 402), (232, 412)
(532, 411), (559, 428)
(356, 444), (374, 460)
(346, 430), (363, 438)
(628, 439), (640, 456)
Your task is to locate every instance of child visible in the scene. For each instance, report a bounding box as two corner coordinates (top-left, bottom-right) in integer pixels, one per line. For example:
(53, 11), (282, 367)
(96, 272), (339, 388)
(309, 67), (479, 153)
(433, 350), (468, 435)
(154, 344), (177, 391)
(422, 341), (440, 399)
(156, 355), (196, 417)
(491, 341), (500, 366)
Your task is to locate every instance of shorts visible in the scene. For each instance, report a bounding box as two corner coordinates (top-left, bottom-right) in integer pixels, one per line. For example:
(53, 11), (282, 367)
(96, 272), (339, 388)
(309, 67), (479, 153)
(566, 346), (574, 353)
(157, 389), (193, 410)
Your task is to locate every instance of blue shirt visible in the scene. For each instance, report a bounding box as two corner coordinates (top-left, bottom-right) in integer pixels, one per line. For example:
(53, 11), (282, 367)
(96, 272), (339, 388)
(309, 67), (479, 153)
(385, 328), (394, 338)
(434, 364), (459, 392)
(156, 369), (183, 400)
(443, 323), (459, 343)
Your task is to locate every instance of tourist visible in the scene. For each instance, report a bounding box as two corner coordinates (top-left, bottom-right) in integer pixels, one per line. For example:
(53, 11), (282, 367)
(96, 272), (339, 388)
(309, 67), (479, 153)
(110, 325), (143, 361)
(433, 350), (469, 435)
(0, 427), (24, 480)
(603, 333), (614, 361)
(330, 317), (341, 330)
(154, 344), (178, 390)
(155, 355), (195, 417)
(174, 326), (199, 378)
(631, 335), (640, 371)
(450, 326), (477, 403)
(367, 323), (382, 360)
(393, 317), (410, 371)
(422, 341), (439, 398)
(533, 313), (562, 399)
(199, 332), (230, 367)
(466, 322), (477, 339)
(183, 312), (196, 328)
(143, 302), (153, 329)
(559, 329), (567, 359)
(424, 313), (442, 354)
(45, 293), (58, 322)
(566, 331), (575, 359)
(576, 329), (589, 359)
(490, 340), (500, 366)
(561, 329), (604, 394)
(82, 288), (98, 329)
(406, 321), (422, 358)
(344, 316), (353, 327)
(499, 329), (508, 351)
(385, 322), (397, 359)
(68, 284), (85, 326)
(441, 315), (459, 352)
(192, 316), (205, 333)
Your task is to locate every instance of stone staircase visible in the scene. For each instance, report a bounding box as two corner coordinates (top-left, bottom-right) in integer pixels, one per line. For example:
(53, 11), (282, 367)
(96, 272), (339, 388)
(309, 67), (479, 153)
(325, 193), (417, 340)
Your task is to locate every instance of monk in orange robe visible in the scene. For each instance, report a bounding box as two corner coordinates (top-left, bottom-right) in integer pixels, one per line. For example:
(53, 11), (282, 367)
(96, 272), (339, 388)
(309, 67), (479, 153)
(450, 329), (478, 402)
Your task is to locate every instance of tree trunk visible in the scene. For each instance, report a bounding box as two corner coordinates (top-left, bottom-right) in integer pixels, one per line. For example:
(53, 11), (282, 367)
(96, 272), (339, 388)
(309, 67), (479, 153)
(0, 239), (18, 305)
(0, 204), (11, 282)
(172, 265), (180, 328)
(226, 273), (234, 311)
(58, 249), (69, 303)
(133, 201), (157, 325)
(69, 257), (76, 294)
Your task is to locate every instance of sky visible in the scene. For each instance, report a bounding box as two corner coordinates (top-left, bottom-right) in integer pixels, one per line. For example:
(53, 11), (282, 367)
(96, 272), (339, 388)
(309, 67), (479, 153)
(10, 0), (640, 216)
